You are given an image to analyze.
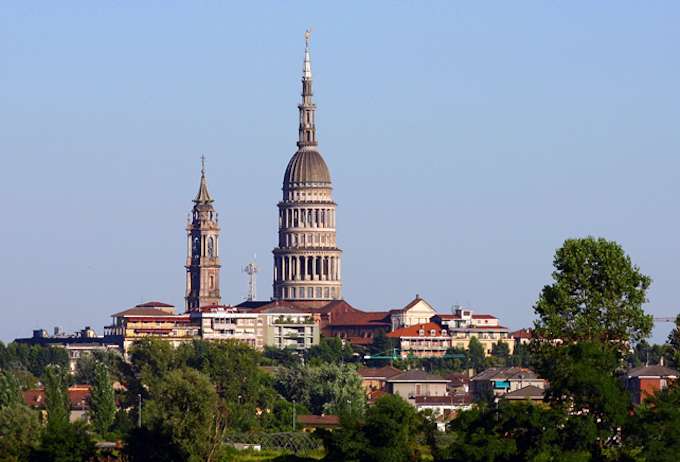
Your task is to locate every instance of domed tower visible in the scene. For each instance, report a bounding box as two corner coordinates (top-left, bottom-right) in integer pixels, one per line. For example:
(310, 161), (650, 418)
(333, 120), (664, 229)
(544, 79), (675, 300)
(272, 31), (342, 301)
(185, 157), (221, 311)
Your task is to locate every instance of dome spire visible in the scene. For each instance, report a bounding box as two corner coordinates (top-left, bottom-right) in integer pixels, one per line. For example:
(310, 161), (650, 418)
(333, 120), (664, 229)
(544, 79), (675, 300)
(194, 155), (214, 204)
(298, 28), (317, 148)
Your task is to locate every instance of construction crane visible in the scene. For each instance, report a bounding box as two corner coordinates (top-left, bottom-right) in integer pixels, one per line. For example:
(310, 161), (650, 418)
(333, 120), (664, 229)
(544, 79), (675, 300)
(243, 258), (258, 301)
(654, 317), (676, 323)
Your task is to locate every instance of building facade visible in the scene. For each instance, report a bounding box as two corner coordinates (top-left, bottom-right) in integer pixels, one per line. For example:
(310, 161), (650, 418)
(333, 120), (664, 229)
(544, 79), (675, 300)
(185, 159), (221, 311)
(272, 31), (342, 301)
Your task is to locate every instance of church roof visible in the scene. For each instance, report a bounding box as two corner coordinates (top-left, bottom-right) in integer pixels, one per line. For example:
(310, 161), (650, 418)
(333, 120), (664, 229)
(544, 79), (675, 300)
(194, 158), (213, 204)
(283, 148), (331, 186)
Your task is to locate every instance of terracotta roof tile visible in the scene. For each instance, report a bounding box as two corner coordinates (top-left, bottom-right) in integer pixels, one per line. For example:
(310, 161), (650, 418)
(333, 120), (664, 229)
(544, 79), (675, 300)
(388, 370), (450, 382)
(357, 366), (402, 379)
(387, 322), (447, 338)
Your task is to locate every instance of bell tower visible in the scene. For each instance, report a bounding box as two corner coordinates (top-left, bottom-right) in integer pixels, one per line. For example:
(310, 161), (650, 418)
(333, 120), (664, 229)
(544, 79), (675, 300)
(185, 157), (221, 311)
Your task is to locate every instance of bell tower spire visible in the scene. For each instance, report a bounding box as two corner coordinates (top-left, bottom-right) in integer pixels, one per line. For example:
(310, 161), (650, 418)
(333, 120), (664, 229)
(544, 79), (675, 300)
(298, 29), (317, 148)
(185, 157), (221, 311)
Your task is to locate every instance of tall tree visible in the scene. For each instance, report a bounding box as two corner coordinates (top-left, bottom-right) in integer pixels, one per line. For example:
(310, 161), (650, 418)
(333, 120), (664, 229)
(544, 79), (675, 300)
(43, 365), (70, 428)
(0, 371), (22, 408)
(468, 337), (486, 372)
(88, 362), (116, 435)
(534, 237), (652, 347)
(0, 403), (41, 462)
(667, 314), (680, 367)
(127, 368), (223, 462)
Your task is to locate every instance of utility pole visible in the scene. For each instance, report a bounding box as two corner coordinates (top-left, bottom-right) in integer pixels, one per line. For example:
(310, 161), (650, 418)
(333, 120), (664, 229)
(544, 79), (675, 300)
(243, 257), (259, 301)
(137, 394), (142, 428)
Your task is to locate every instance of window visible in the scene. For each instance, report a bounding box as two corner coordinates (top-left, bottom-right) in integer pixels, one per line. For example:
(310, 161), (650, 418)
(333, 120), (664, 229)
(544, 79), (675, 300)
(207, 237), (215, 257)
(419, 329), (425, 336)
(430, 329), (436, 336)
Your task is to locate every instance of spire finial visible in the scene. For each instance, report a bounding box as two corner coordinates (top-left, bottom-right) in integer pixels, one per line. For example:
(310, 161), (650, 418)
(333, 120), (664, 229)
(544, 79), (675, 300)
(303, 28), (312, 80)
(194, 155), (213, 204)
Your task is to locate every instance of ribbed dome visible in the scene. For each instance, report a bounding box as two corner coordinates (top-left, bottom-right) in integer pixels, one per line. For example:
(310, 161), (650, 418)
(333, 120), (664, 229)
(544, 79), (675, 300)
(283, 148), (331, 186)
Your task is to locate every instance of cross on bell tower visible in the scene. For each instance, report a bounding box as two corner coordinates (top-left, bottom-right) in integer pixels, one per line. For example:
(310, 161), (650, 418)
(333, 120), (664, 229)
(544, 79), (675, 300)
(185, 157), (221, 311)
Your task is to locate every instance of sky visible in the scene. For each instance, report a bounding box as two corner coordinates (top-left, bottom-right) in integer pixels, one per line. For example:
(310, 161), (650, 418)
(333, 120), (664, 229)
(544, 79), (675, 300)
(1, 2), (679, 343)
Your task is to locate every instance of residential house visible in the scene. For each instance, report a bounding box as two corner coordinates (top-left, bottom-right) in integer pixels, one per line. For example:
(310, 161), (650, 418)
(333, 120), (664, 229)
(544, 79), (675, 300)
(190, 304), (262, 349)
(252, 305), (320, 351)
(470, 367), (546, 401)
(502, 385), (545, 402)
(103, 301), (200, 355)
(23, 385), (91, 422)
(623, 364), (678, 405)
(387, 323), (452, 358)
(357, 366), (402, 401)
(386, 370), (450, 405)
(433, 307), (514, 355)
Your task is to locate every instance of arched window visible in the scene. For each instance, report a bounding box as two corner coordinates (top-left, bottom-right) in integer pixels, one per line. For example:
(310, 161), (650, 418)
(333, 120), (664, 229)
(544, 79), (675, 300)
(207, 237), (215, 257)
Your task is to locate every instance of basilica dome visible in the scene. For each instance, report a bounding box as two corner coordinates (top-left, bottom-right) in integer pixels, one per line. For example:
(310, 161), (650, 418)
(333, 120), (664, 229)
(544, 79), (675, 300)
(283, 148), (331, 186)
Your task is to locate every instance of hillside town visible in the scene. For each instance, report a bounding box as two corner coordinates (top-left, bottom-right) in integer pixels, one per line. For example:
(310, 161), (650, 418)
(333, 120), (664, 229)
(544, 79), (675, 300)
(2, 16), (680, 462)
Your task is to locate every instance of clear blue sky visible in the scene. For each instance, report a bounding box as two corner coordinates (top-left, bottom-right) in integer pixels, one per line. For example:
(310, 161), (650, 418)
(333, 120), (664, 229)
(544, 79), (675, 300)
(1, 2), (679, 342)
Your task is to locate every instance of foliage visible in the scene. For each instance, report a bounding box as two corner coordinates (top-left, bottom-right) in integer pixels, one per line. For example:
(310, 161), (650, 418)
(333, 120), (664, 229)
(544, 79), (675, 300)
(29, 420), (95, 462)
(533, 237), (653, 347)
(88, 361), (116, 435)
(0, 371), (22, 408)
(274, 363), (365, 418)
(74, 350), (123, 385)
(626, 339), (671, 368)
(0, 402), (41, 462)
(126, 368), (224, 462)
(305, 337), (354, 366)
(468, 337), (486, 372)
(667, 314), (680, 367)
(322, 394), (422, 462)
(263, 347), (302, 368)
(0, 343), (69, 379)
(43, 365), (70, 429)
(624, 383), (680, 461)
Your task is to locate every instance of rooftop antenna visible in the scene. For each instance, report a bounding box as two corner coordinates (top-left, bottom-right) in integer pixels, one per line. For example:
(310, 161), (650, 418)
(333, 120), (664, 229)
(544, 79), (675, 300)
(243, 256), (259, 301)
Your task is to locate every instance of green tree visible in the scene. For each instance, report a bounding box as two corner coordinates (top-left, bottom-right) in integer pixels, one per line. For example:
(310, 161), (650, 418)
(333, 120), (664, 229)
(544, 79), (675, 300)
(29, 421), (95, 462)
(625, 383), (680, 461)
(324, 394), (421, 462)
(306, 336), (354, 365)
(0, 403), (41, 462)
(88, 362), (116, 435)
(667, 314), (680, 367)
(43, 365), (70, 428)
(127, 368), (224, 462)
(468, 337), (486, 372)
(534, 237), (652, 347)
(0, 371), (22, 408)
(490, 340), (510, 366)
(274, 363), (365, 418)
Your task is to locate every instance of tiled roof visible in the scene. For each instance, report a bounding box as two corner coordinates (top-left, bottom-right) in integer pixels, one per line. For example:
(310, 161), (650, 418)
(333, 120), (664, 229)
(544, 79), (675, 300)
(329, 310), (390, 327)
(510, 328), (533, 339)
(627, 365), (679, 378)
(444, 372), (470, 387)
(112, 306), (177, 317)
(389, 295), (433, 315)
(387, 370), (449, 383)
(297, 415), (340, 426)
(136, 301), (175, 308)
(23, 385), (91, 410)
(471, 367), (541, 382)
(503, 385), (545, 400)
(387, 322), (447, 338)
(472, 314), (497, 319)
(357, 366), (402, 379)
